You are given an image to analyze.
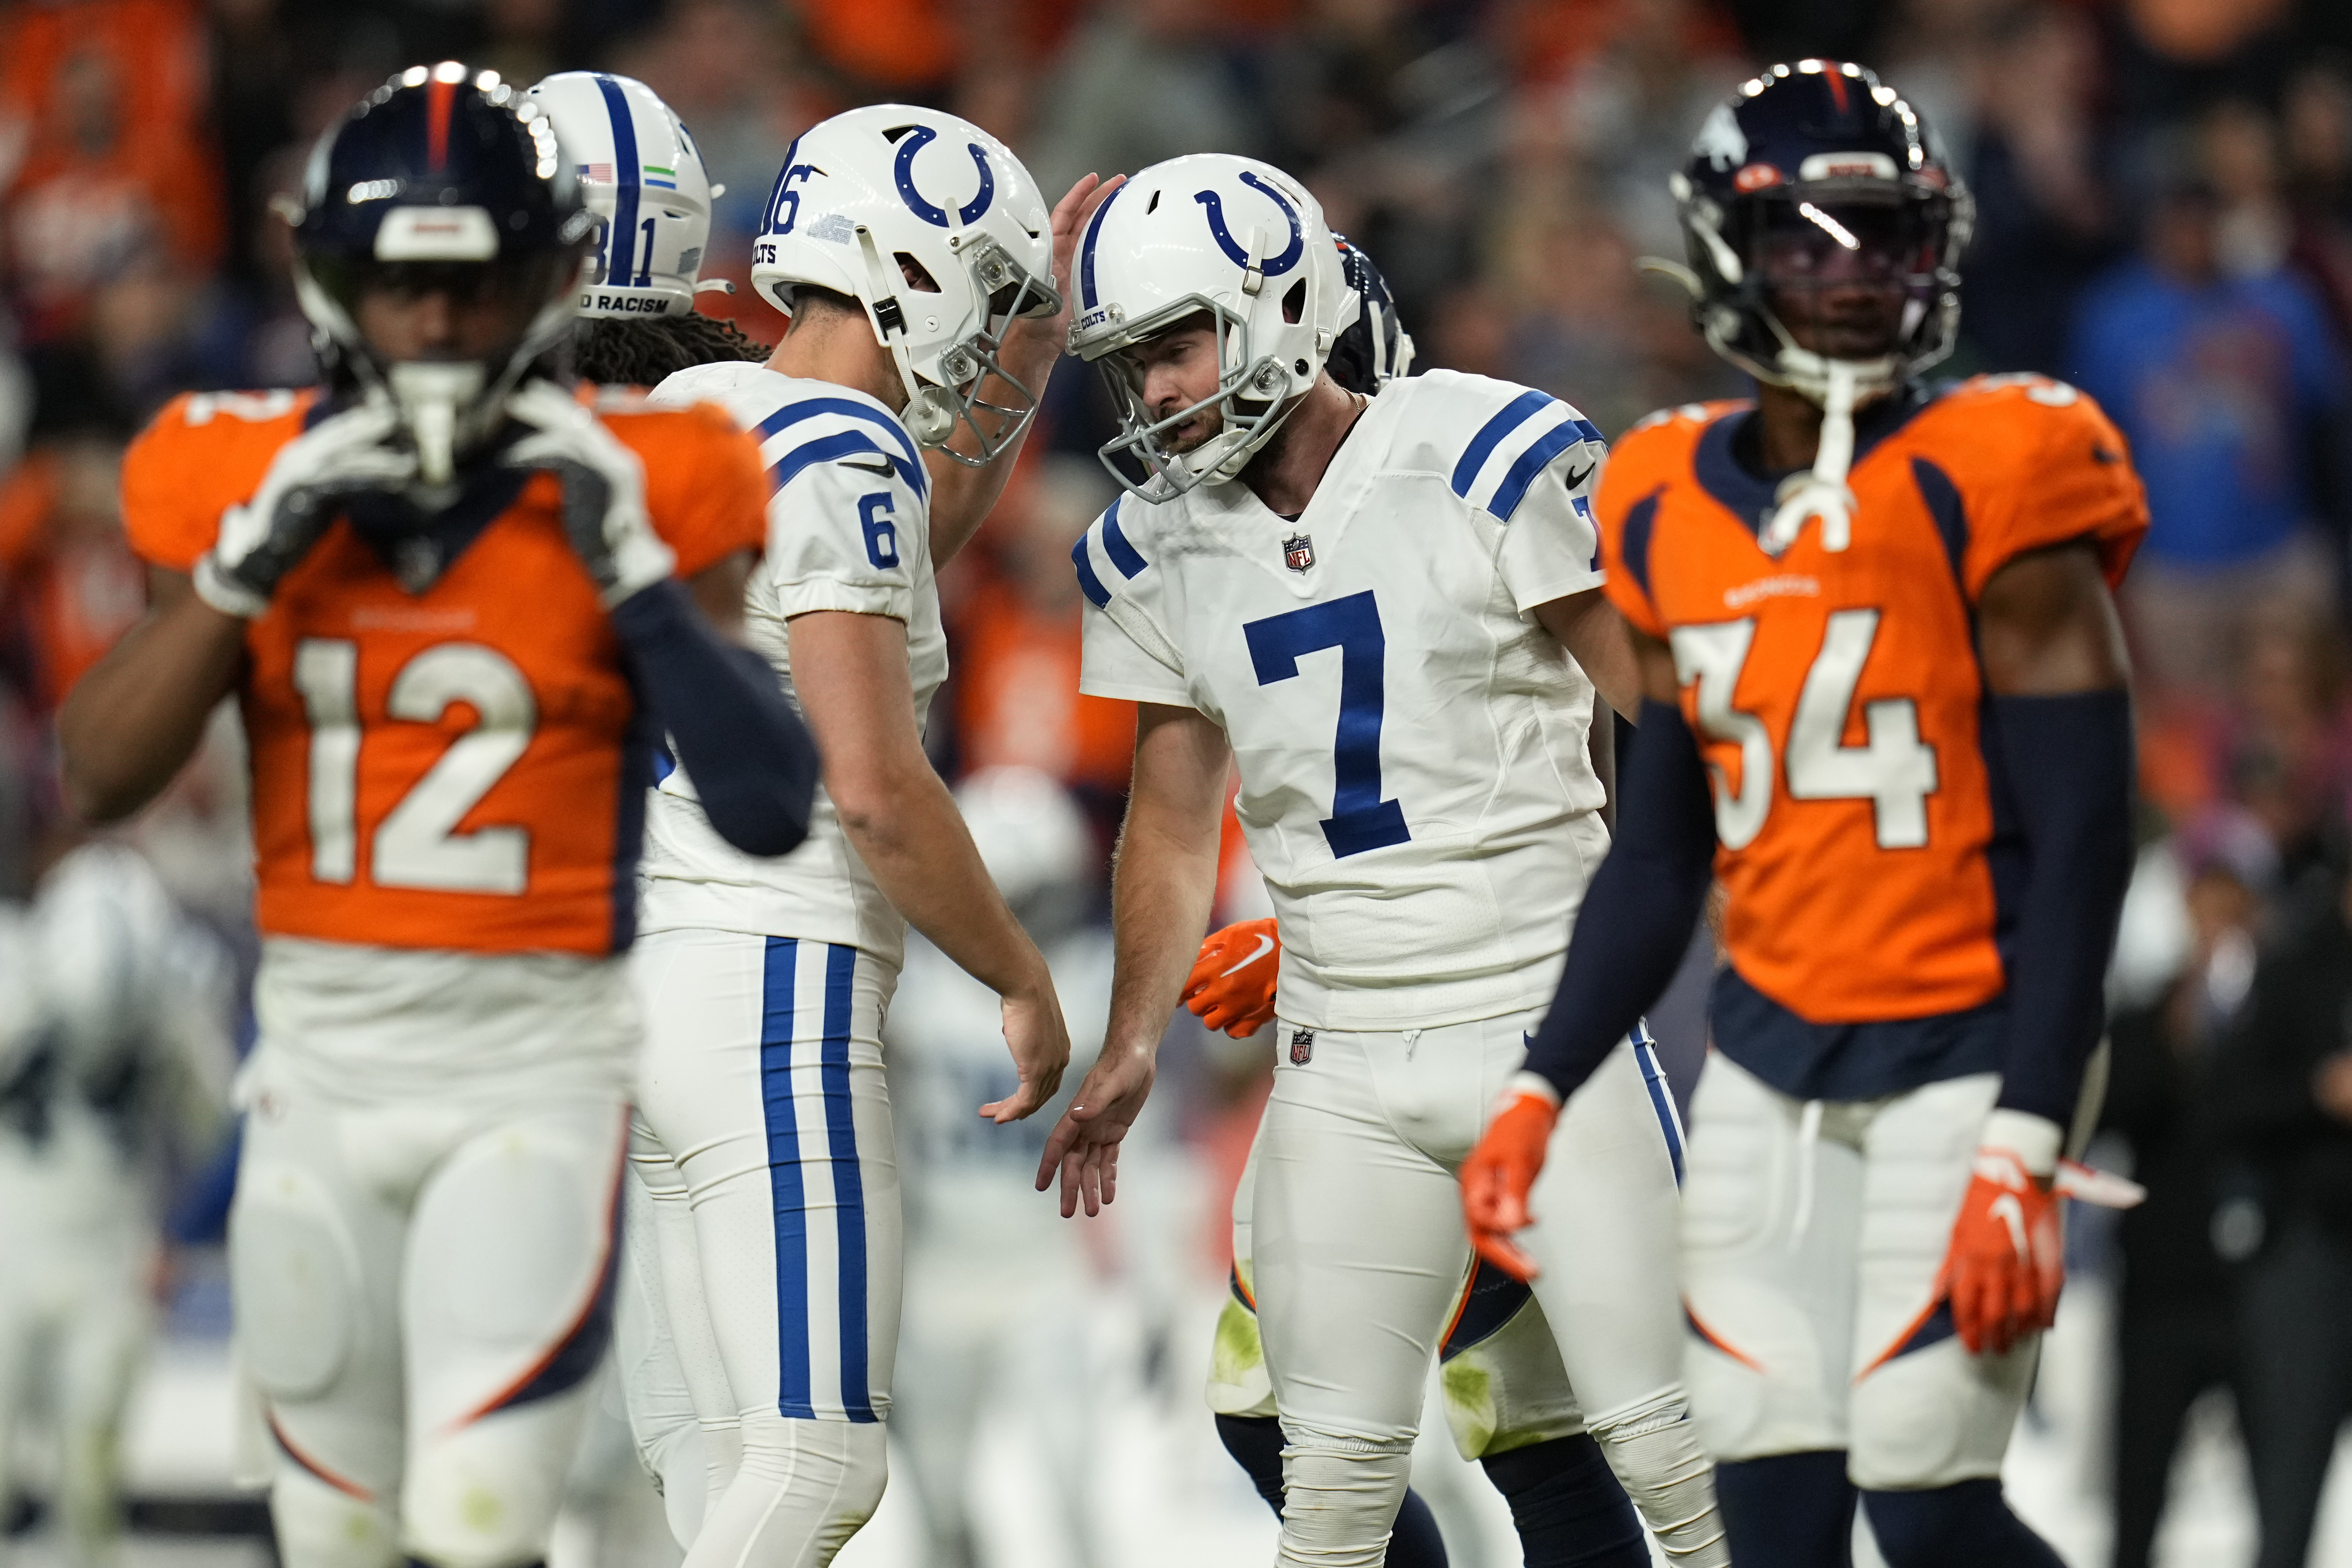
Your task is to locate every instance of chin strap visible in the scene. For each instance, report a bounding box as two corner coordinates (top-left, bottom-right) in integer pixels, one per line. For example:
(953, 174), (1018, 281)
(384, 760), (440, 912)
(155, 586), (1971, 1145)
(1759, 357), (1859, 557)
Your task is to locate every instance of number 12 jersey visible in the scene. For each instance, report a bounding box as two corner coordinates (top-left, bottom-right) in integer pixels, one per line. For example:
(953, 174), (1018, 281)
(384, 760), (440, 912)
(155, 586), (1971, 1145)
(1077, 370), (1615, 1031)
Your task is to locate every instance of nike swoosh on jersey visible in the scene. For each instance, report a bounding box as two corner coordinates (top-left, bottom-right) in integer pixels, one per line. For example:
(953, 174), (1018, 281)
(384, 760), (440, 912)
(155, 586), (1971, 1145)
(1221, 933), (1276, 976)
(835, 453), (896, 476)
(1564, 461), (1596, 490)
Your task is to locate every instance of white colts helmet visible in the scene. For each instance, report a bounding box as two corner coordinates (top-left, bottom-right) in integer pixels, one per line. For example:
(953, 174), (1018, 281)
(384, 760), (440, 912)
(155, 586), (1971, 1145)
(749, 105), (1058, 463)
(1067, 154), (1341, 501)
(529, 71), (722, 319)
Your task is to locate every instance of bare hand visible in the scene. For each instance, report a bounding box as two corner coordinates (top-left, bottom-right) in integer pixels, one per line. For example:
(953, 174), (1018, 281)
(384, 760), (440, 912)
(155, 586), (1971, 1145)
(979, 980), (1070, 1124)
(1034, 1043), (1155, 1217)
(1002, 172), (1126, 383)
(2315, 1053), (2352, 1125)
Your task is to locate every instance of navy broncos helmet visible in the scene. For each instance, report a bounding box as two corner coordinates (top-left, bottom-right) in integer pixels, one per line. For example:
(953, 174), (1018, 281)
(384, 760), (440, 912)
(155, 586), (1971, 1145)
(1668, 60), (1971, 405)
(1325, 234), (1416, 395)
(293, 62), (597, 481)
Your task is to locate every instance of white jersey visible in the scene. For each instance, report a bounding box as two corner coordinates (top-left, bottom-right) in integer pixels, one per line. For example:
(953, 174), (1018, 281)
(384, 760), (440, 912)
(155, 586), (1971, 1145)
(637, 362), (949, 966)
(1078, 370), (1613, 1030)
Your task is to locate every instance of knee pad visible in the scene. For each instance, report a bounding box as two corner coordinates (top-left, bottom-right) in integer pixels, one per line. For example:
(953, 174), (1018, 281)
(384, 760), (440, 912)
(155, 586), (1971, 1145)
(231, 1162), (361, 1401)
(1274, 1420), (1416, 1568)
(1861, 1480), (2064, 1568)
(1585, 1388), (1728, 1566)
(1479, 1435), (1645, 1568)
(404, 1397), (590, 1568)
(271, 1464), (400, 1568)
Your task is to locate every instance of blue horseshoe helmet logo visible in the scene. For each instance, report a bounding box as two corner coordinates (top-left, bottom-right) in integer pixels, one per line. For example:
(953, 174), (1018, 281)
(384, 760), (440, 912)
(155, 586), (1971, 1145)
(894, 124), (995, 227)
(1194, 171), (1304, 277)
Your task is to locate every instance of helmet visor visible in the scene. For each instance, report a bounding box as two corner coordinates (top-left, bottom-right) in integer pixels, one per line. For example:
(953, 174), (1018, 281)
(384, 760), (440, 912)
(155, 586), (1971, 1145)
(306, 249), (581, 364)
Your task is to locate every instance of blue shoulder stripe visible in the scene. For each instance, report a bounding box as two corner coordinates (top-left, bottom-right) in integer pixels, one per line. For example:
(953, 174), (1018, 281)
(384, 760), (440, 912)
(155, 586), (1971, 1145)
(754, 398), (927, 499)
(1070, 533), (1111, 608)
(1488, 418), (1602, 522)
(1099, 496), (1147, 578)
(1449, 390), (1554, 497)
(1078, 184), (1123, 311)
(767, 430), (892, 495)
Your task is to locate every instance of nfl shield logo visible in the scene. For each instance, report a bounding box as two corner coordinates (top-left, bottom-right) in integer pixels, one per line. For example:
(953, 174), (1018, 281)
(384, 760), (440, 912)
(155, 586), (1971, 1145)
(1283, 534), (1315, 572)
(1289, 1029), (1314, 1066)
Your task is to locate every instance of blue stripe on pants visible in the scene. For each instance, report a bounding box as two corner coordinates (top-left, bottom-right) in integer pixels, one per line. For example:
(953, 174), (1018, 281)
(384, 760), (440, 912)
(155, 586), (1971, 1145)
(1631, 1028), (1686, 1185)
(819, 944), (876, 1422)
(759, 937), (815, 1418)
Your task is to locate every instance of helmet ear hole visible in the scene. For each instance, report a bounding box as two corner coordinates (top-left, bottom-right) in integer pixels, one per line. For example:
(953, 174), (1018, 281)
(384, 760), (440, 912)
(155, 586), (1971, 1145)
(895, 252), (942, 292)
(1281, 277), (1306, 325)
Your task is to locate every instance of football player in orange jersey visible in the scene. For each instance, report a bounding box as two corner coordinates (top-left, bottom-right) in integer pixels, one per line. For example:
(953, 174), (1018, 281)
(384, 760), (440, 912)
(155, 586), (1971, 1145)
(1460, 63), (2147, 1568)
(55, 65), (817, 1568)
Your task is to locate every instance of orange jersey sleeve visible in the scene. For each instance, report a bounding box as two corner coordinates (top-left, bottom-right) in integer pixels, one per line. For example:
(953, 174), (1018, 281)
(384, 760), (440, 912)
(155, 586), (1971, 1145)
(1930, 375), (2149, 600)
(120, 390), (317, 573)
(600, 398), (767, 578)
(1597, 405), (1746, 641)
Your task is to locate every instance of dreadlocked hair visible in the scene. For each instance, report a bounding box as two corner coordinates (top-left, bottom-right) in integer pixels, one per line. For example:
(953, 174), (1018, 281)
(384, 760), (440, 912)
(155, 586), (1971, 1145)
(572, 311), (768, 387)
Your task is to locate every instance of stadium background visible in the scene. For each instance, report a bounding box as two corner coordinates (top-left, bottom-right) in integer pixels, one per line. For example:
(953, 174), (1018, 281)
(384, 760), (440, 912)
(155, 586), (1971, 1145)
(5, 0), (2352, 1563)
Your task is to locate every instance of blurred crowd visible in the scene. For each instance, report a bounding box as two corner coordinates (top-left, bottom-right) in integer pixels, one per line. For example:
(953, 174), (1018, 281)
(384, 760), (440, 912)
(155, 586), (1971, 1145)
(8, 0), (2352, 1563)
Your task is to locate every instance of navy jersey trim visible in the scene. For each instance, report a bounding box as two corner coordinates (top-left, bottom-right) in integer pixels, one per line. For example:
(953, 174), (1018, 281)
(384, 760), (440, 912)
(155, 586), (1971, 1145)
(1909, 457), (1969, 590)
(1692, 385), (1939, 536)
(1620, 489), (1665, 600)
(1709, 965), (2006, 1103)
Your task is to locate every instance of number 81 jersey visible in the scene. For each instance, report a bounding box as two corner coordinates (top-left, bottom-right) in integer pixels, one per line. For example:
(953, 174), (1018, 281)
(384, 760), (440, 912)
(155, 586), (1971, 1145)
(1077, 370), (1616, 1032)
(1598, 375), (2147, 1028)
(120, 387), (768, 957)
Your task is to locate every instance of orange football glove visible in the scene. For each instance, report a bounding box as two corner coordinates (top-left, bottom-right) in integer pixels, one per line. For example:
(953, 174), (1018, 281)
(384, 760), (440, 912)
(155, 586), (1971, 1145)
(1941, 1142), (2064, 1356)
(1184, 918), (1279, 1037)
(1460, 1074), (1561, 1282)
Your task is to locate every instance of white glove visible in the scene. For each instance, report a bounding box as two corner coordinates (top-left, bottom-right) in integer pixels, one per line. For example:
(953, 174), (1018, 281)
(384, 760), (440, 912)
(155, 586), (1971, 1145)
(502, 380), (676, 607)
(195, 401), (416, 617)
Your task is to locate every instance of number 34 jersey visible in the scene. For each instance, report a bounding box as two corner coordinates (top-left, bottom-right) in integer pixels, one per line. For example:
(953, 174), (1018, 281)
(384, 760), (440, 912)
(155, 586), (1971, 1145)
(1078, 370), (1616, 1032)
(1598, 375), (2148, 1041)
(120, 387), (768, 959)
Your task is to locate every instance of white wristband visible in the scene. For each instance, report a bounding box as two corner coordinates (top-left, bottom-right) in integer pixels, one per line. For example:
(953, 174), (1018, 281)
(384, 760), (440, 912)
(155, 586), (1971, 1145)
(1980, 1108), (2063, 1180)
(1501, 1071), (1562, 1113)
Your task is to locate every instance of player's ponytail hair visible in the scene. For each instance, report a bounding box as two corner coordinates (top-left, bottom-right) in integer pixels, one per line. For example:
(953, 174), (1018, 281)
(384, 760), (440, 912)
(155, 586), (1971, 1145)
(570, 312), (770, 388)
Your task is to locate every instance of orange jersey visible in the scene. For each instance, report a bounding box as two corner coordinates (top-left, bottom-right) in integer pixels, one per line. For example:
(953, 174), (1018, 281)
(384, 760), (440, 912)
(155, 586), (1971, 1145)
(121, 388), (766, 957)
(1598, 374), (2147, 1025)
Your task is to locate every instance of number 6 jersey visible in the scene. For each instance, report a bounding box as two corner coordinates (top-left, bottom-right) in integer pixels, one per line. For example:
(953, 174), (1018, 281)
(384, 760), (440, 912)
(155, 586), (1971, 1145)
(120, 386), (768, 959)
(1596, 375), (2147, 1095)
(1078, 370), (1615, 1031)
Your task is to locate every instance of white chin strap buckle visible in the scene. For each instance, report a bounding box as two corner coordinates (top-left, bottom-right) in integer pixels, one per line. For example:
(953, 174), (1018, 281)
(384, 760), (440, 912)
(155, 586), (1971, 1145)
(1759, 358), (1860, 557)
(386, 360), (487, 486)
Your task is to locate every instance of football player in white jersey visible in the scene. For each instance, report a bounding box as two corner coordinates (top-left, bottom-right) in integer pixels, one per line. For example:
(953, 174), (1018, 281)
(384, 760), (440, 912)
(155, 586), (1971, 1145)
(621, 105), (1113, 1568)
(1040, 154), (1727, 1567)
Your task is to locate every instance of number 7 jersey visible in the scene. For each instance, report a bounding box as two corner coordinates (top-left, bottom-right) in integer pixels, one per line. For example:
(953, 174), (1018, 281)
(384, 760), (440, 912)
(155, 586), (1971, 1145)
(1078, 370), (1616, 1031)
(1598, 375), (2147, 1032)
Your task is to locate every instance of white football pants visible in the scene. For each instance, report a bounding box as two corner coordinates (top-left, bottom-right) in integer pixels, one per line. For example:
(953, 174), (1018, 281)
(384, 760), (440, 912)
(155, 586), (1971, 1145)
(629, 928), (901, 1568)
(1679, 1054), (2039, 1489)
(0, 1121), (154, 1568)
(1254, 1014), (1719, 1566)
(229, 1058), (628, 1568)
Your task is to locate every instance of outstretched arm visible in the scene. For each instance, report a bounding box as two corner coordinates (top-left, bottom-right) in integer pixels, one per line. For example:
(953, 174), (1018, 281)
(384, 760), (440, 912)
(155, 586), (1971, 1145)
(790, 608), (1069, 1122)
(1036, 702), (1230, 1215)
